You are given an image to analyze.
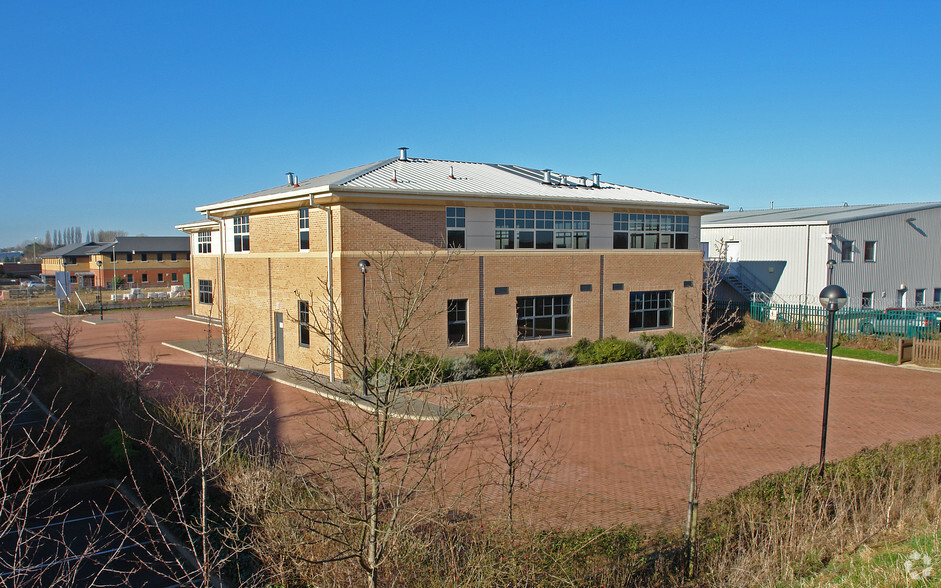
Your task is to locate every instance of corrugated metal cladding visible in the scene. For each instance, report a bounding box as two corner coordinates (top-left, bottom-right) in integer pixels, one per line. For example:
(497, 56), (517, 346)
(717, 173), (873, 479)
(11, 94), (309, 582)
(832, 207), (941, 309)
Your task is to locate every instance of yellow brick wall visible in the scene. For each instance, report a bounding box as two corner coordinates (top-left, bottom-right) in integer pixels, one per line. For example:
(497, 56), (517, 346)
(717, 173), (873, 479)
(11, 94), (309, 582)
(338, 204), (445, 251)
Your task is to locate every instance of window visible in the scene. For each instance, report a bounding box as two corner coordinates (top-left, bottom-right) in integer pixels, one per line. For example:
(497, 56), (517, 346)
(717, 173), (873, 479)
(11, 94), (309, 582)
(447, 299), (467, 346)
(141, 273), (148, 283)
(171, 252), (177, 261)
(629, 290), (673, 330)
(446, 207), (465, 248)
(141, 253), (148, 261)
(299, 207), (310, 250)
(915, 289), (926, 306)
(298, 300), (310, 347)
(110, 250), (116, 262)
(613, 214), (689, 250)
(171, 273), (177, 282)
(233, 215), (250, 252)
(156, 253), (163, 262)
(157, 273), (163, 282)
(864, 241), (876, 262)
(198, 231), (211, 254)
(496, 208), (589, 250)
(861, 292), (873, 308)
(517, 295), (571, 340)
(198, 280), (213, 304)
(125, 274), (133, 284)
(841, 240), (853, 262)
(126, 253), (133, 262)
(935, 288), (941, 305)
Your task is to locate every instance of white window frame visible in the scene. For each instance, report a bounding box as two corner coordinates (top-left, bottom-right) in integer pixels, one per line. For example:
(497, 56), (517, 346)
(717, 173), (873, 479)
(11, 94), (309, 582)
(197, 231), (211, 254)
(299, 208), (310, 251)
(233, 215), (250, 252)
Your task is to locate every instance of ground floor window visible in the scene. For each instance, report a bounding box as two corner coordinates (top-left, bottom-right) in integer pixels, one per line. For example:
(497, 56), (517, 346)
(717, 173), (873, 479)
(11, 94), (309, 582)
(447, 299), (467, 346)
(517, 295), (571, 340)
(125, 274), (133, 284)
(298, 300), (310, 347)
(171, 273), (178, 282)
(142, 273), (148, 283)
(198, 280), (213, 304)
(915, 288), (926, 306)
(157, 273), (163, 282)
(629, 290), (673, 330)
(861, 291), (874, 308)
(935, 288), (941, 305)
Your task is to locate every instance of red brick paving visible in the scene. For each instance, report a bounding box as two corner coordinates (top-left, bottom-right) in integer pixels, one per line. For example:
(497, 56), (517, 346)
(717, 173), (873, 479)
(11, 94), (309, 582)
(28, 309), (941, 531)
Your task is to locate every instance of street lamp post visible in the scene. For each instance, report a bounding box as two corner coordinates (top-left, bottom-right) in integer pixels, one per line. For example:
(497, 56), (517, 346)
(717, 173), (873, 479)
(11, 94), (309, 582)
(111, 243), (117, 299)
(96, 260), (104, 320)
(817, 284), (847, 475)
(358, 259), (371, 399)
(826, 259), (836, 284)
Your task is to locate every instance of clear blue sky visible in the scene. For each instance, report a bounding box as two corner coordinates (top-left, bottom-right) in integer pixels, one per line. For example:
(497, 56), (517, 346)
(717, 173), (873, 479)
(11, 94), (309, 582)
(3, 1), (940, 247)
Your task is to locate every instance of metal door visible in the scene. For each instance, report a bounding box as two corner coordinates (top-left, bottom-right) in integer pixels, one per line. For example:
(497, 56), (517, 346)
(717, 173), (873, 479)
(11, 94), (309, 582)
(274, 312), (284, 363)
(725, 241), (741, 263)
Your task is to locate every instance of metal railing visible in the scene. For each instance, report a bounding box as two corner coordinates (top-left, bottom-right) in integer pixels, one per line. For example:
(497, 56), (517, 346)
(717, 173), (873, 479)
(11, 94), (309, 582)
(750, 301), (941, 340)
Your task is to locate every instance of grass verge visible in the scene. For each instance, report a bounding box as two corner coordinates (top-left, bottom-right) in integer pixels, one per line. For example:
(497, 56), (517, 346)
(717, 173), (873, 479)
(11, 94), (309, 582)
(762, 339), (897, 364)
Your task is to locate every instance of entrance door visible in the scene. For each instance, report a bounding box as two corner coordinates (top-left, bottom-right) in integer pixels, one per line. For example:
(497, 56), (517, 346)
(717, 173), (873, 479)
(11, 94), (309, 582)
(274, 312), (284, 363)
(725, 241), (741, 263)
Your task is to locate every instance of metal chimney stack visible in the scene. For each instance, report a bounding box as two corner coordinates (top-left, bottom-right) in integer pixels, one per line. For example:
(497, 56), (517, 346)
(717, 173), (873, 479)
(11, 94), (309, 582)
(286, 172), (297, 186)
(592, 173), (601, 188)
(398, 147), (409, 161)
(542, 169), (552, 184)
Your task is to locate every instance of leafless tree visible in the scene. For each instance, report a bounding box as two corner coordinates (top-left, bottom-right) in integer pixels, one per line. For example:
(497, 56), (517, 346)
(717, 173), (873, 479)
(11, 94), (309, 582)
(117, 307), (157, 398)
(51, 311), (83, 368)
(486, 345), (562, 534)
(286, 248), (475, 588)
(124, 306), (268, 587)
(657, 239), (754, 578)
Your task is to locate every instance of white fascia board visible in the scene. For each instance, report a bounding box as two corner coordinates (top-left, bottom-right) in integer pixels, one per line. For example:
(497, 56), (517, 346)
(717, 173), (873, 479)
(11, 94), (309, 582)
(194, 186), (332, 214)
(175, 220), (218, 232)
(702, 220), (829, 228)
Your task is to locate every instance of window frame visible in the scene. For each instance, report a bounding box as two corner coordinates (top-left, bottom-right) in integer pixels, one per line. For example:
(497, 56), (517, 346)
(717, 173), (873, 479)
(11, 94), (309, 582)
(841, 240), (854, 263)
(197, 231), (212, 254)
(298, 300), (310, 347)
(141, 273), (148, 283)
(233, 215), (250, 252)
(496, 208), (590, 250)
(446, 207), (465, 249)
(447, 299), (468, 346)
(934, 288), (941, 306)
(629, 290), (673, 331)
(198, 279), (213, 305)
(861, 291), (874, 308)
(915, 288), (926, 307)
(299, 207), (310, 251)
(613, 213), (689, 250)
(126, 253), (133, 262)
(863, 240), (877, 262)
(141, 253), (148, 262)
(516, 294), (571, 340)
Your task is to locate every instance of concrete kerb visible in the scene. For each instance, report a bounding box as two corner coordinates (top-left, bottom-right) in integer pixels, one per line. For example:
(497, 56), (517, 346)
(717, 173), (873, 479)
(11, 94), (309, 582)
(161, 340), (453, 421)
(757, 344), (903, 367)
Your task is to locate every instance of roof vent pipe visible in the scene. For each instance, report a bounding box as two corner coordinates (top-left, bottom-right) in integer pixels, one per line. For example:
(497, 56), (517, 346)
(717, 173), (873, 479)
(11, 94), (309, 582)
(286, 172), (297, 187)
(592, 172), (601, 188)
(542, 169), (552, 184)
(398, 147), (409, 161)
(391, 169), (398, 182)
(449, 165), (455, 179)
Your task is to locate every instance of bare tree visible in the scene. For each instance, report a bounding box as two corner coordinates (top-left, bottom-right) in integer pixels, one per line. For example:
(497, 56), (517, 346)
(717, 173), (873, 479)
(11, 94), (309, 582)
(287, 248), (475, 588)
(487, 345), (562, 534)
(117, 307), (157, 398)
(657, 239), (754, 578)
(51, 311), (83, 368)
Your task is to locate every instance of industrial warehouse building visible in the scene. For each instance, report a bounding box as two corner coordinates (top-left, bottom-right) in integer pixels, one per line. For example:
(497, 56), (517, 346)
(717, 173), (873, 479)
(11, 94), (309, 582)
(177, 149), (725, 379)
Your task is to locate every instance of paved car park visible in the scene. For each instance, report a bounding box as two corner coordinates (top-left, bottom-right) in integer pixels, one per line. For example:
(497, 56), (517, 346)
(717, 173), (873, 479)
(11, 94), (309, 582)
(25, 309), (941, 530)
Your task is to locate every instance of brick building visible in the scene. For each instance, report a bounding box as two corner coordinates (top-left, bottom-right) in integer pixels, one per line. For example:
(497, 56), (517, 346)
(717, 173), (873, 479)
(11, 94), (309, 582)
(177, 149), (726, 380)
(40, 236), (190, 290)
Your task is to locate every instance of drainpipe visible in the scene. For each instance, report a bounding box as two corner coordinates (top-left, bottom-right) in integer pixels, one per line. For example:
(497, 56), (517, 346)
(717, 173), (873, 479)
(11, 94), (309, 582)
(311, 197), (336, 382)
(204, 212), (228, 353)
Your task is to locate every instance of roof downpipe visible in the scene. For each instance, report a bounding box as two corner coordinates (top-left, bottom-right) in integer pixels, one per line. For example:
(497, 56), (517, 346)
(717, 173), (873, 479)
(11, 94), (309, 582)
(398, 146), (409, 161)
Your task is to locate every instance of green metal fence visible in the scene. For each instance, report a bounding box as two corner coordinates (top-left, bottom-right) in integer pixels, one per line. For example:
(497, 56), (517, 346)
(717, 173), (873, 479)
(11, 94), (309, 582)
(749, 302), (941, 340)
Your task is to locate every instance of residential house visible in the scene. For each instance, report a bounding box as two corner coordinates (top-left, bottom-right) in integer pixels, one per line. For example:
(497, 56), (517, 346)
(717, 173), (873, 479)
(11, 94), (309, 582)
(40, 236), (191, 290)
(177, 148), (726, 379)
(700, 203), (941, 309)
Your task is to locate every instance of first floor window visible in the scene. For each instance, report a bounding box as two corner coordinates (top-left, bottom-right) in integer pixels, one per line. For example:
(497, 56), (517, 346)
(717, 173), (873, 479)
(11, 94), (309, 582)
(126, 253), (133, 262)
(198, 280), (213, 304)
(447, 299), (467, 346)
(517, 295), (571, 340)
(864, 241), (876, 262)
(141, 253), (148, 262)
(156, 253), (163, 261)
(915, 289), (926, 306)
(613, 213), (689, 250)
(861, 291), (873, 308)
(171, 252), (178, 261)
(198, 230), (212, 253)
(446, 207), (465, 248)
(841, 240), (853, 262)
(234, 215), (250, 252)
(299, 207), (310, 250)
(629, 290), (673, 330)
(299, 300), (310, 347)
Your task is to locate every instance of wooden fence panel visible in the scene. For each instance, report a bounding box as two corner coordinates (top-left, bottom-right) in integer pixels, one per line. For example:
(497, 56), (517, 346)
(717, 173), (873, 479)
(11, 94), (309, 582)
(913, 339), (941, 366)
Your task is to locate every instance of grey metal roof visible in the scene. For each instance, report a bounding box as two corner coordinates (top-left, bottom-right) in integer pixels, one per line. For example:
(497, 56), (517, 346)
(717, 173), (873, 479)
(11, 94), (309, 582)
(196, 154), (725, 213)
(702, 202), (941, 227)
(40, 236), (190, 258)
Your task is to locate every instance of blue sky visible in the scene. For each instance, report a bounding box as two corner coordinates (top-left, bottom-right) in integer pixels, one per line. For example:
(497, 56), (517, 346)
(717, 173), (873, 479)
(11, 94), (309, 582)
(2, 1), (940, 247)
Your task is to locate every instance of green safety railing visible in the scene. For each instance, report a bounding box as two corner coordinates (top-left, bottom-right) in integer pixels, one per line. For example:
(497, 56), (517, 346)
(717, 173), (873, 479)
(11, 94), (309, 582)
(749, 301), (941, 340)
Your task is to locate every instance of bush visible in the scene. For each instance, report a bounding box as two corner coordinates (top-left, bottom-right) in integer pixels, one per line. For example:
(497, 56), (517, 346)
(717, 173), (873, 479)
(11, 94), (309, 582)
(470, 347), (547, 377)
(449, 355), (480, 381)
(572, 337), (644, 365)
(371, 352), (452, 388)
(541, 348), (575, 369)
(640, 332), (692, 357)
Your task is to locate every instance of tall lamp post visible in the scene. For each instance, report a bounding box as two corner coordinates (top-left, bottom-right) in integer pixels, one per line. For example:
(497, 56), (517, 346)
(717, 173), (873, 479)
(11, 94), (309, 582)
(817, 284), (847, 475)
(358, 259), (371, 399)
(826, 258), (836, 284)
(96, 260), (104, 320)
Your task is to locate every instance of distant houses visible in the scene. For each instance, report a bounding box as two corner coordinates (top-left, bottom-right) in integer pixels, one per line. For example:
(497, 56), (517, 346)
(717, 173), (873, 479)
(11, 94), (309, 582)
(40, 236), (190, 290)
(701, 203), (941, 310)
